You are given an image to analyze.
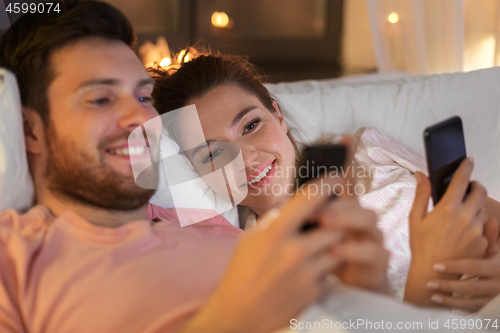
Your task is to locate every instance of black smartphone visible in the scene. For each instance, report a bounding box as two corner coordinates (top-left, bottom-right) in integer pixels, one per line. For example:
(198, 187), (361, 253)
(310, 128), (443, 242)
(296, 144), (347, 231)
(424, 116), (469, 205)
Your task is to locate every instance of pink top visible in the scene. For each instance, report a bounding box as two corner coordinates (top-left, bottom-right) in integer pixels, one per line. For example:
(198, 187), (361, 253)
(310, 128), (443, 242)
(0, 204), (242, 333)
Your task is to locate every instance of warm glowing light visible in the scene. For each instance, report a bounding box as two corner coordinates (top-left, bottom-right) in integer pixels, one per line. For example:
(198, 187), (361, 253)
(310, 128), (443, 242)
(388, 12), (399, 24)
(178, 50), (186, 63)
(160, 57), (171, 67)
(177, 50), (190, 63)
(464, 36), (496, 71)
(211, 11), (229, 28)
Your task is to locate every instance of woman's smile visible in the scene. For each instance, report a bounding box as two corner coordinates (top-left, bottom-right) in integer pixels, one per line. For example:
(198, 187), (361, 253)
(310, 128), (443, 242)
(245, 160), (276, 187)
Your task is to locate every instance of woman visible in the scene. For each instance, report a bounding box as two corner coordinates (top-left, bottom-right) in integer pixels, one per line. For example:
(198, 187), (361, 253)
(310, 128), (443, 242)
(151, 51), (500, 311)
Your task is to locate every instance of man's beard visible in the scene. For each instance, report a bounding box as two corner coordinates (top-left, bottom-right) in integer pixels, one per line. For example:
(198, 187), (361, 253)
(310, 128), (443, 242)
(45, 127), (158, 211)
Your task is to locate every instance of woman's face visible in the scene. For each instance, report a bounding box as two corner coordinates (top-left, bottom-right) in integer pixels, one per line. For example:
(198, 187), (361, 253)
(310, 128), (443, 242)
(175, 84), (296, 215)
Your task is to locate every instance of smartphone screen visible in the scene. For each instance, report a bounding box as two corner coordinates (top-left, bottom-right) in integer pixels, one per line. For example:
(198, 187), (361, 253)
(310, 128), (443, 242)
(296, 144), (346, 231)
(297, 144), (346, 188)
(424, 116), (467, 205)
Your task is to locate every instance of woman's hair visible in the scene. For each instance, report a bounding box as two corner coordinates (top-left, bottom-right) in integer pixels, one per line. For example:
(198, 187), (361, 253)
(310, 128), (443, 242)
(150, 49), (300, 158)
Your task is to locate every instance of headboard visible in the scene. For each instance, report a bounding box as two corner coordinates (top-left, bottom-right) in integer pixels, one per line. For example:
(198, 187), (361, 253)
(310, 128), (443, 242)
(266, 68), (500, 201)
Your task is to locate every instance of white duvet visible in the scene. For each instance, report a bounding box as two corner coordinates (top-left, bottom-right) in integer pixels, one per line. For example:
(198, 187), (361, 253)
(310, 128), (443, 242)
(355, 127), (428, 299)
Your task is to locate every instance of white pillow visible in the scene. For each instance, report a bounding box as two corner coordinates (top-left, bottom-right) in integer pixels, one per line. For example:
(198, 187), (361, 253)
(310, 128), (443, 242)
(0, 69), (34, 212)
(266, 67), (500, 201)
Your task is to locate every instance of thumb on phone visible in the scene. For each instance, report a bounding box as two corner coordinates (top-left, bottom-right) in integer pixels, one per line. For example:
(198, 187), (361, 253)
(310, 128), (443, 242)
(265, 175), (346, 237)
(410, 171), (432, 224)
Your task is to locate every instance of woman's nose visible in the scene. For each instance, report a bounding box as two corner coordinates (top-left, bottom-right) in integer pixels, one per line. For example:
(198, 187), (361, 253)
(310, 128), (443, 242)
(240, 145), (259, 173)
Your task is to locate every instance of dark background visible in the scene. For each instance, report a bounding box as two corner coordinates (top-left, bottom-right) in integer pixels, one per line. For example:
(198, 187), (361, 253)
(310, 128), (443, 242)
(0, 0), (345, 82)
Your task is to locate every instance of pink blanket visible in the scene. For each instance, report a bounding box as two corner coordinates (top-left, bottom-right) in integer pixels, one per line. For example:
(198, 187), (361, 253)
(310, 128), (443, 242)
(355, 127), (429, 299)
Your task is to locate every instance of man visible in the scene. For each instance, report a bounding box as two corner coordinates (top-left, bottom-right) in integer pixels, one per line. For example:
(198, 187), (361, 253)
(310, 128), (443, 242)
(0, 2), (495, 333)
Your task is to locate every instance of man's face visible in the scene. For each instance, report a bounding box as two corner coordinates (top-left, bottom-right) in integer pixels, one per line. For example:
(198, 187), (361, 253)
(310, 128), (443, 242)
(43, 38), (159, 210)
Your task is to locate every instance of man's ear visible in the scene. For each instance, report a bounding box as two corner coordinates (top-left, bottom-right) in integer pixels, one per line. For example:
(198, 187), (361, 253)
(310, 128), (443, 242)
(22, 107), (46, 154)
(272, 101), (288, 134)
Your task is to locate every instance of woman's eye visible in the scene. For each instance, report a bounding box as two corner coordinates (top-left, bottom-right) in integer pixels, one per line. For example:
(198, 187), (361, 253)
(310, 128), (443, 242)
(138, 96), (153, 104)
(202, 148), (223, 164)
(243, 118), (261, 134)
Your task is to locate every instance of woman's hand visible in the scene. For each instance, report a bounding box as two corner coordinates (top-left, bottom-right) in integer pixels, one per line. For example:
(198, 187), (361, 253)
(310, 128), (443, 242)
(410, 159), (488, 263)
(322, 197), (390, 293)
(426, 218), (500, 312)
(404, 158), (490, 307)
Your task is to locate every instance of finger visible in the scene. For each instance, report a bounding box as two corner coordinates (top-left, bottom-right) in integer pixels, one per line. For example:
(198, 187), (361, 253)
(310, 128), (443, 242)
(441, 158), (473, 206)
(433, 259), (496, 278)
(262, 175), (344, 236)
(475, 204), (489, 226)
(308, 253), (343, 283)
(484, 218), (500, 258)
(295, 228), (344, 259)
(462, 181), (487, 221)
(427, 279), (500, 298)
(429, 292), (490, 312)
(318, 200), (381, 241)
(332, 241), (388, 265)
(409, 171), (432, 224)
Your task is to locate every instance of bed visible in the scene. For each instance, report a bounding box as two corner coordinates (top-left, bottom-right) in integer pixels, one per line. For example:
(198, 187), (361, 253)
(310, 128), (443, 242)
(2, 66), (500, 331)
(2, 66), (500, 228)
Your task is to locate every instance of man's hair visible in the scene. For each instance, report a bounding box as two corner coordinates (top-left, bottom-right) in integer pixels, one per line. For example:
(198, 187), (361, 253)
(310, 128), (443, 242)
(0, 1), (135, 125)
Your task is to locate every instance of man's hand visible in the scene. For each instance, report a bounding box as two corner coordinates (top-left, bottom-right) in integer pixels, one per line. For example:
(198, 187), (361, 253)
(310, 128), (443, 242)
(324, 197), (390, 293)
(404, 158), (489, 307)
(179, 176), (346, 333)
(426, 218), (500, 312)
(325, 135), (389, 293)
(180, 136), (389, 333)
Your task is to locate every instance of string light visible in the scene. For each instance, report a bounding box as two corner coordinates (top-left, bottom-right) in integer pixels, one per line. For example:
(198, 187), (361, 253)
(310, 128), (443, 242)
(388, 12), (399, 24)
(159, 57), (171, 67)
(211, 11), (229, 28)
(177, 49), (191, 63)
